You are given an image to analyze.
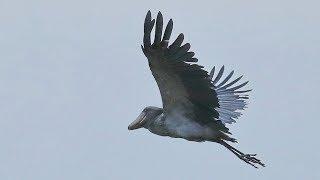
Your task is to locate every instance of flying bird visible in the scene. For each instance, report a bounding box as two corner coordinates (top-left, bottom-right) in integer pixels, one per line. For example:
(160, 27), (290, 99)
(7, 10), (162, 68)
(128, 11), (265, 168)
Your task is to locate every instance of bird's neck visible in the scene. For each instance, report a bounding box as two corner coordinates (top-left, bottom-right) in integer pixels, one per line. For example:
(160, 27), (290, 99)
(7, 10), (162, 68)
(144, 113), (169, 137)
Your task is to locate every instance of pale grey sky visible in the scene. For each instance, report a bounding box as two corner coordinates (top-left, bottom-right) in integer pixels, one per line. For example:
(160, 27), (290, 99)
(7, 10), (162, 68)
(0, 0), (319, 179)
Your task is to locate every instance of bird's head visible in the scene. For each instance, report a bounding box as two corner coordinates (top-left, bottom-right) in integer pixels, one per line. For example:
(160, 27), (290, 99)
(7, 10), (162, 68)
(128, 106), (162, 130)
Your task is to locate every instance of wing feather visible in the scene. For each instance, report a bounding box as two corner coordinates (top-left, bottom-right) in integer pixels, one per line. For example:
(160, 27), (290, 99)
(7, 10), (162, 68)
(210, 66), (252, 124)
(212, 66), (225, 84)
(154, 12), (163, 45)
(162, 19), (173, 45)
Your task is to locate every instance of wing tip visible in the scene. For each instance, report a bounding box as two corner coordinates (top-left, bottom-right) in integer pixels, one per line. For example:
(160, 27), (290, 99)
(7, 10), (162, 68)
(146, 10), (152, 21)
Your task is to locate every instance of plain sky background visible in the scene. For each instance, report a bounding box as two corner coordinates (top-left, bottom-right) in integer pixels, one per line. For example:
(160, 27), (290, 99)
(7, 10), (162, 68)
(0, 0), (319, 179)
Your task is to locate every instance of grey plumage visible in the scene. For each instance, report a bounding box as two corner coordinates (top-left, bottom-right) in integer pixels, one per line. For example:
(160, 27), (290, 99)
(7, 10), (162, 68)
(210, 66), (251, 124)
(129, 11), (265, 168)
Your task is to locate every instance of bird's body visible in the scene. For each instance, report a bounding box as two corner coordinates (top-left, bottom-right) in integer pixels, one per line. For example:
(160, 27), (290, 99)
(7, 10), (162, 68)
(146, 109), (221, 142)
(128, 11), (265, 168)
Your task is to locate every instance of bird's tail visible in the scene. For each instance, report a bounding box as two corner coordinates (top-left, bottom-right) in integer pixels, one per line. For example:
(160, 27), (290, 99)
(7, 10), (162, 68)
(219, 132), (238, 143)
(217, 140), (265, 168)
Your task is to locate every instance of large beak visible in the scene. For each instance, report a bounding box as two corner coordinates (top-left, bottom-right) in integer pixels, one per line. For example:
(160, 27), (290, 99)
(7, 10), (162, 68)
(128, 111), (146, 130)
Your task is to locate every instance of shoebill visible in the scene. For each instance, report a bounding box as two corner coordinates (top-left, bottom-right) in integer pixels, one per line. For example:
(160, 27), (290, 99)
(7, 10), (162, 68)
(128, 11), (265, 168)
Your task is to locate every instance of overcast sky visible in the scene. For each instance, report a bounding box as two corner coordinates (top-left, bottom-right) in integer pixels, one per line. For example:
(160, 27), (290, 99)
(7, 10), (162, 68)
(0, 0), (319, 179)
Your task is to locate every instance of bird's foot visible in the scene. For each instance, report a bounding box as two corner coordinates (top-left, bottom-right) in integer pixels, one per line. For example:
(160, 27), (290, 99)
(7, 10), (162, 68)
(218, 140), (265, 168)
(240, 154), (265, 168)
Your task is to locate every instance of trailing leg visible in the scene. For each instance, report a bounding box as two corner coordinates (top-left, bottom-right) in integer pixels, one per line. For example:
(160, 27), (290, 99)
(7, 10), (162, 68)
(217, 140), (265, 168)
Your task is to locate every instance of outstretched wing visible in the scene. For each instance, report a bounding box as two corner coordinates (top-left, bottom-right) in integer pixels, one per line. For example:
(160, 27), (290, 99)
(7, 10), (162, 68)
(141, 11), (228, 131)
(209, 66), (252, 124)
